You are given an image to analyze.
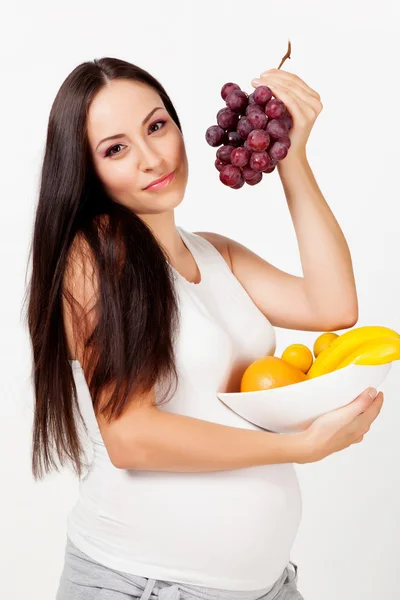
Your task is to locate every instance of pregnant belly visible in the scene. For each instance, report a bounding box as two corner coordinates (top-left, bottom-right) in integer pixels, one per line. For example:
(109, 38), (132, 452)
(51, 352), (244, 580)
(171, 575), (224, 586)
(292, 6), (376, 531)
(92, 463), (303, 586)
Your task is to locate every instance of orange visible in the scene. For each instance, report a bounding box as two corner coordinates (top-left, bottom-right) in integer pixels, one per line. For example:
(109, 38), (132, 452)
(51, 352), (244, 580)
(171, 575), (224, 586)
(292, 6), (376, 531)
(313, 332), (339, 358)
(281, 344), (313, 374)
(240, 356), (308, 392)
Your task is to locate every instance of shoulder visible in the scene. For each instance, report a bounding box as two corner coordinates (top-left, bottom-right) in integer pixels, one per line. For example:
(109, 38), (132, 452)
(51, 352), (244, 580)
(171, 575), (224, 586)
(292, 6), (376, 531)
(193, 231), (233, 271)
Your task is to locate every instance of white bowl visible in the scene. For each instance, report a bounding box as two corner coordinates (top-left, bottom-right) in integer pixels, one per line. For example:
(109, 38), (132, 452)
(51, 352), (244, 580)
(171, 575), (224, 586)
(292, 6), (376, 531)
(217, 363), (392, 433)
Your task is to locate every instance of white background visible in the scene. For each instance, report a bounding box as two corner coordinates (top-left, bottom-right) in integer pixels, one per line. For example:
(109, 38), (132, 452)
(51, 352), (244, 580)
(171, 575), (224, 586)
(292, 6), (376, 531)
(1, 1), (400, 598)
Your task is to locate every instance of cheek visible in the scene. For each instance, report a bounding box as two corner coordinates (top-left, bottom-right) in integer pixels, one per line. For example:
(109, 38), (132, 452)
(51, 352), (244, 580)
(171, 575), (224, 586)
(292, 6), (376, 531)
(172, 134), (187, 166)
(101, 161), (137, 192)
(167, 126), (184, 152)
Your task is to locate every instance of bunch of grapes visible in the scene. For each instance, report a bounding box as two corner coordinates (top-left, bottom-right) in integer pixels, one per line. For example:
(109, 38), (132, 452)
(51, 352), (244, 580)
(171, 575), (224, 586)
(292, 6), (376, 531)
(205, 82), (293, 189)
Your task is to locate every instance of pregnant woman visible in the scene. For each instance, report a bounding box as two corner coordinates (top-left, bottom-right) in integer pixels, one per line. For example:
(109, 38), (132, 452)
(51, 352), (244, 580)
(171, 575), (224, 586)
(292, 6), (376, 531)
(26, 57), (383, 600)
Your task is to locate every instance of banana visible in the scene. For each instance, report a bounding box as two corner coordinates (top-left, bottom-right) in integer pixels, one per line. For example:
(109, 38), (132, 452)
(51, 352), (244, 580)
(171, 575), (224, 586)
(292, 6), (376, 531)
(337, 336), (400, 369)
(307, 326), (400, 378)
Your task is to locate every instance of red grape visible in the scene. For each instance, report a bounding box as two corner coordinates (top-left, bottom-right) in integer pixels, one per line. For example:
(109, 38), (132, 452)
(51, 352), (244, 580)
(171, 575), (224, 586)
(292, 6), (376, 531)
(266, 118), (287, 140)
(243, 140), (252, 151)
(221, 82), (241, 101)
(237, 117), (254, 139)
(253, 85), (273, 106)
(265, 98), (286, 119)
(246, 104), (264, 117)
(246, 172), (263, 185)
(215, 158), (225, 172)
(269, 141), (288, 161)
(226, 90), (248, 114)
(206, 125), (225, 147)
(280, 135), (291, 149)
(248, 93), (256, 104)
(247, 110), (268, 130)
(224, 131), (243, 147)
(280, 109), (293, 131)
(220, 165), (242, 187)
(231, 176), (245, 189)
(216, 145), (234, 164)
(250, 151), (271, 171)
(268, 154), (279, 168)
(242, 165), (259, 181)
(230, 146), (250, 168)
(217, 108), (240, 131)
(247, 129), (270, 151)
(263, 165), (276, 174)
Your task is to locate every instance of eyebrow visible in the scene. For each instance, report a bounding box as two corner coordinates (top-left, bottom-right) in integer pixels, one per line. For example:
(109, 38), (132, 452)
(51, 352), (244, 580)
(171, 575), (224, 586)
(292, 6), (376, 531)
(95, 106), (164, 151)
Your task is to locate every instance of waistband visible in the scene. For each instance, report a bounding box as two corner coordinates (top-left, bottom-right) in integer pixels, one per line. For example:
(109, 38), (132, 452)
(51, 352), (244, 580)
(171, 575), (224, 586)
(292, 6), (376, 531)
(64, 536), (297, 600)
(144, 561), (298, 600)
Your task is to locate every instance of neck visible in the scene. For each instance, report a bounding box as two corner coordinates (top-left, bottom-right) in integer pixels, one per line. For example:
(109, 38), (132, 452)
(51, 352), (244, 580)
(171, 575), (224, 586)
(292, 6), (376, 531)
(139, 211), (186, 264)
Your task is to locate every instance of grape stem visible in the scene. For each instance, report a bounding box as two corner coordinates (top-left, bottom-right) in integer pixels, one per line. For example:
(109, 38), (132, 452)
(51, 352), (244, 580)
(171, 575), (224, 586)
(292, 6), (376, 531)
(277, 39), (291, 69)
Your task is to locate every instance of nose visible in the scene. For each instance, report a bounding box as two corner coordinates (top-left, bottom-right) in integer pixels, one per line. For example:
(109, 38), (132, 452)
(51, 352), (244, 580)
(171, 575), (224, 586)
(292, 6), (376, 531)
(136, 139), (164, 172)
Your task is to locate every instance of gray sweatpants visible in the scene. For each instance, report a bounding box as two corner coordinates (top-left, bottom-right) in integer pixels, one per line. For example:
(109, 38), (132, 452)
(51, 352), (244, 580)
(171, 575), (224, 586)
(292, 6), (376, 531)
(55, 537), (303, 600)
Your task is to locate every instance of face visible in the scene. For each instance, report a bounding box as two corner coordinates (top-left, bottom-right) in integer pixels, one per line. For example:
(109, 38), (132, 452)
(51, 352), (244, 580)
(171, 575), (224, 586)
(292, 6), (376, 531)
(86, 79), (188, 216)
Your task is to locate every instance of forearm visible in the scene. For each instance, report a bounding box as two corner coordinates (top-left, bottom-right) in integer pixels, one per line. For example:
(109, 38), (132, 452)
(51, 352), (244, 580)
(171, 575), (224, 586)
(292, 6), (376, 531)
(117, 408), (304, 471)
(278, 152), (358, 324)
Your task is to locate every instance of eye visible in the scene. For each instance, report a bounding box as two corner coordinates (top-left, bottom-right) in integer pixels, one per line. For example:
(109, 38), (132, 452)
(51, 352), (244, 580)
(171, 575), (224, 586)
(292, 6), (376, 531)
(105, 143), (125, 158)
(149, 119), (167, 134)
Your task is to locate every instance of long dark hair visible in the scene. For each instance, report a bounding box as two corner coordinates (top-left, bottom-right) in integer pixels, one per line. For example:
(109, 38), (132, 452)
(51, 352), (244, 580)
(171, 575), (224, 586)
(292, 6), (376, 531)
(23, 57), (183, 481)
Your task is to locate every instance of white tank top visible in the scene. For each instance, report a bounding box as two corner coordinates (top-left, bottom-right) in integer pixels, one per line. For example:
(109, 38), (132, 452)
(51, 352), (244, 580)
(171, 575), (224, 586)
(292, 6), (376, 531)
(66, 226), (302, 591)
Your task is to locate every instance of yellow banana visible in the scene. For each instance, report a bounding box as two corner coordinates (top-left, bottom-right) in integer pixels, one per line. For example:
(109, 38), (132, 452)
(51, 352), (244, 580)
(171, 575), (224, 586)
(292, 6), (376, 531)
(337, 336), (400, 369)
(307, 325), (400, 378)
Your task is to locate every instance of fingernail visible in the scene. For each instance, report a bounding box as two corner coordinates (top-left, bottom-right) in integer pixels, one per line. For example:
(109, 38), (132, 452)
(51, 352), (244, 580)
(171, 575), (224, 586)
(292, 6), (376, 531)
(368, 388), (377, 399)
(252, 78), (260, 85)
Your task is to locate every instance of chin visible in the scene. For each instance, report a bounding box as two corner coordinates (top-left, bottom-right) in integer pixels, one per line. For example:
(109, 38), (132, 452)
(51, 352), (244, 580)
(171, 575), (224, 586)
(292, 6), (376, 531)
(136, 188), (186, 217)
(158, 187), (186, 211)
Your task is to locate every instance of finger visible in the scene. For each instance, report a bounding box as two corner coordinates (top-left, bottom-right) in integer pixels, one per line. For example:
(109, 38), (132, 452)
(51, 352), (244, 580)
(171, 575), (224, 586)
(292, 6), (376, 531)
(262, 78), (322, 115)
(260, 69), (321, 100)
(365, 392), (384, 423)
(338, 387), (377, 422)
(353, 392), (384, 432)
(361, 391), (384, 421)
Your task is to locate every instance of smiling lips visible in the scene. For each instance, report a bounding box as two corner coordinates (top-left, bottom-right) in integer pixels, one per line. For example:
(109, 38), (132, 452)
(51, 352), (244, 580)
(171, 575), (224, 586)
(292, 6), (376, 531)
(145, 170), (175, 191)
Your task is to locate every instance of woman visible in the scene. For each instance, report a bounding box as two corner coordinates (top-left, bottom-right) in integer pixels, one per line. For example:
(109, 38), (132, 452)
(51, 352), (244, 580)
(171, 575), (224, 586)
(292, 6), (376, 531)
(26, 57), (383, 600)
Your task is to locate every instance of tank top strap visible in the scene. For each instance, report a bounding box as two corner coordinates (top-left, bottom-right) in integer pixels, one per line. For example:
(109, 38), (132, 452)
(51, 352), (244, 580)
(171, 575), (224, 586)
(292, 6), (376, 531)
(177, 226), (272, 327)
(177, 226), (231, 282)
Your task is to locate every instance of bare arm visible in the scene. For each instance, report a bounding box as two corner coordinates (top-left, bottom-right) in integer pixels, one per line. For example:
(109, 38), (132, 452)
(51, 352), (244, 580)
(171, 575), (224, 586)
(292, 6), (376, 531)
(112, 387), (384, 472)
(113, 401), (303, 471)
